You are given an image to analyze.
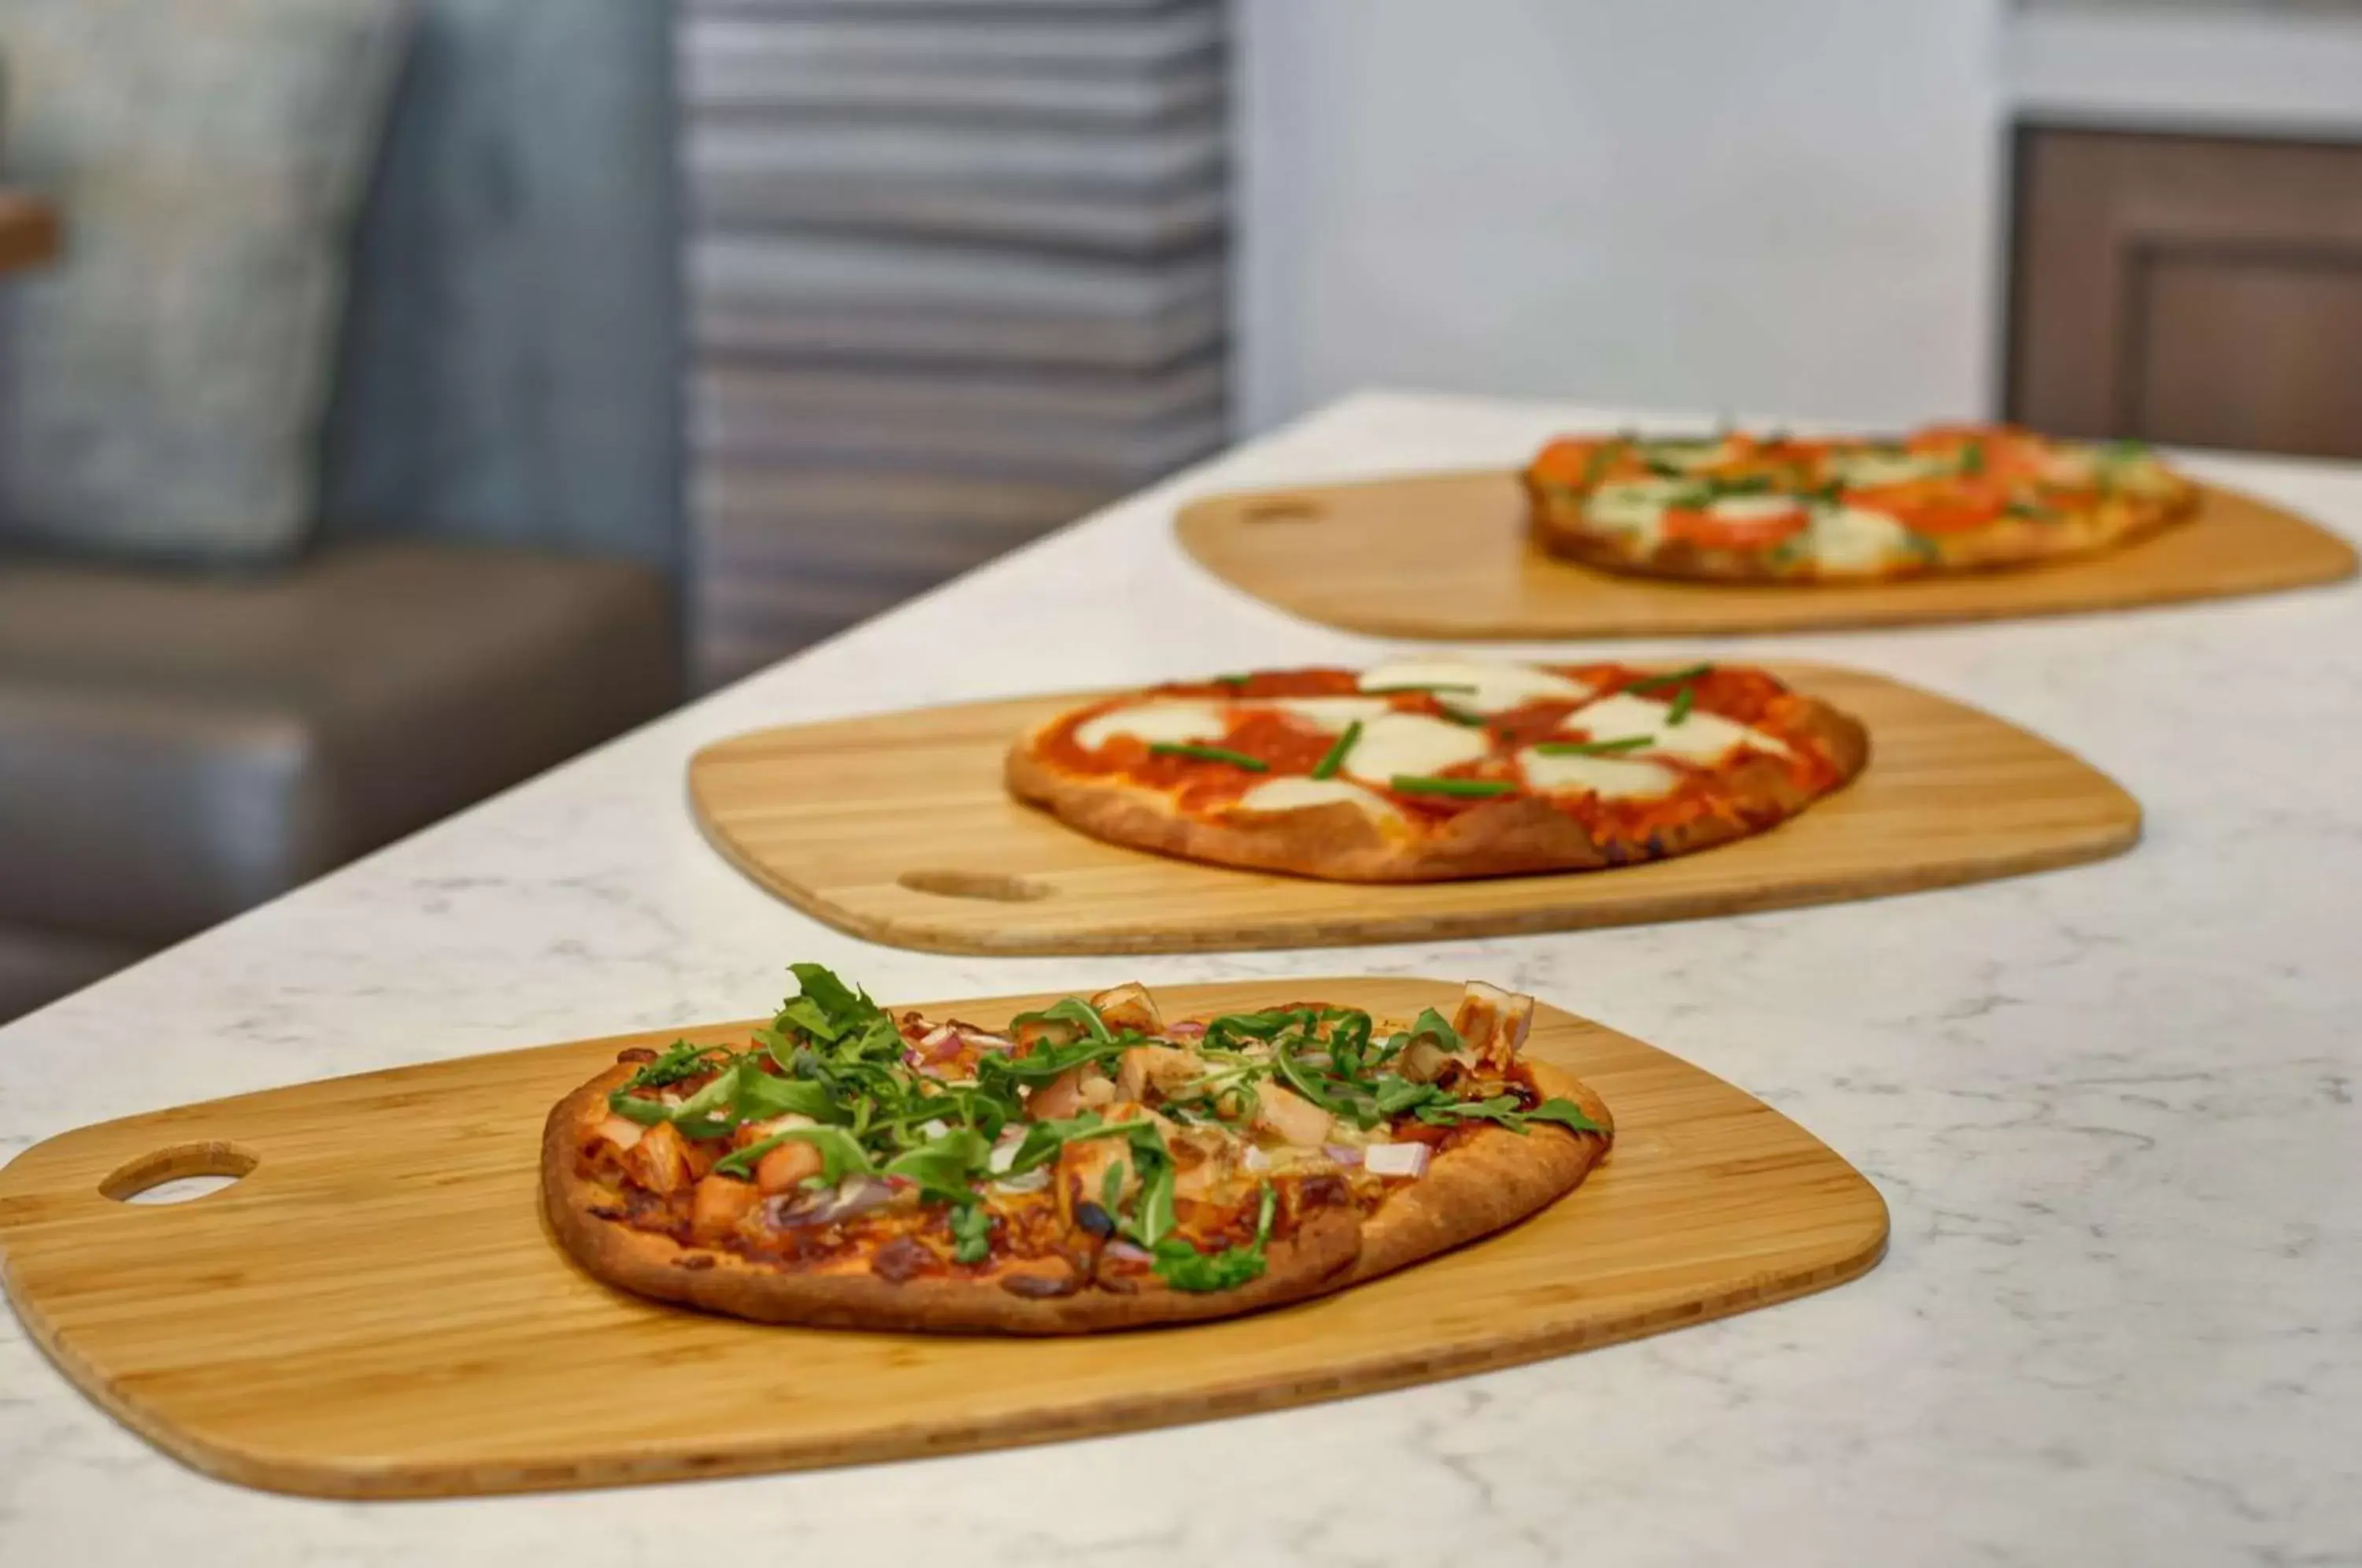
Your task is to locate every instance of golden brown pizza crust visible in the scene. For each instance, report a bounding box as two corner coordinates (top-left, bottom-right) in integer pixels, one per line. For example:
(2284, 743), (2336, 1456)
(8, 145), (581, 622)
(1005, 690), (1869, 884)
(1529, 472), (2198, 583)
(543, 1065), (1365, 1334)
(1352, 1060), (1613, 1283)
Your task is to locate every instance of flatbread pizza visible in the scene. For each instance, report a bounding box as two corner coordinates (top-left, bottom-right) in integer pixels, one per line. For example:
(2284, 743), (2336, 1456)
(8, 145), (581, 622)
(1525, 423), (2196, 582)
(544, 968), (1611, 1333)
(1005, 656), (1867, 882)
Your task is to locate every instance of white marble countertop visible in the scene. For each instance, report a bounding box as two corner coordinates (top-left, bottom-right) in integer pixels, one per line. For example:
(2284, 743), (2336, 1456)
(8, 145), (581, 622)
(5, 389), (2360, 1565)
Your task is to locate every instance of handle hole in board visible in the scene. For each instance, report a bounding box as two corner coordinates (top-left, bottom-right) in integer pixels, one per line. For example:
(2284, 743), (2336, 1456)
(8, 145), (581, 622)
(99, 1141), (259, 1205)
(898, 870), (1053, 903)
(1239, 497), (1324, 524)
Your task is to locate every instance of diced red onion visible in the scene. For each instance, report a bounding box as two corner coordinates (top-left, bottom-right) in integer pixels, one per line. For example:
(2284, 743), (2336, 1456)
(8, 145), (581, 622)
(768, 1173), (900, 1228)
(1321, 1143), (1364, 1167)
(1167, 1020), (1208, 1041)
(1361, 1142), (1431, 1179)
(956, 1027), (1015, 1052)
(1102, 1240), (1153, 1264)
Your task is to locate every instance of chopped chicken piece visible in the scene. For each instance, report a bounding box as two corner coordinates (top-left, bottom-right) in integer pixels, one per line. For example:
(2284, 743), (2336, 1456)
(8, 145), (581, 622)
(1116, 1044), (1203, 1103)
(624, 1120), (693, 1194)
(1252, 1081), (1334, 1148)
(1451, 981), (1534, 1071)
(690, 1173), (761, 1241)
(1090, 981), (1164, 1036)
(755, 1139), (824, 1196)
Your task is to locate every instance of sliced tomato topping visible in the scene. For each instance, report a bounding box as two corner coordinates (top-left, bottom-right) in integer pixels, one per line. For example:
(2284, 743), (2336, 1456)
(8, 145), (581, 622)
(1661, 502), (1809, 549)
(1527, 438), (1602, 485)
(1849, 477), (2010, 535)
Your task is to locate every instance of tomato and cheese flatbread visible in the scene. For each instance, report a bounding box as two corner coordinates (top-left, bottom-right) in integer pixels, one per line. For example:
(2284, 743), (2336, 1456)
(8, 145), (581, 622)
(1005, 656), (1866, 882)
(1525, 423), (2196, 582)
(544, 967), (1612, 1333)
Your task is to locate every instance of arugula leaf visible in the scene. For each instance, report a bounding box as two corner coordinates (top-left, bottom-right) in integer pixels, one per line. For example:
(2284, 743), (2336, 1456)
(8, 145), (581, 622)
(713, 1123), (876, 1183)
(734, 1071), (843, 1125)
(787, 962), (872, 1026)
(1275, 1038), (1342, 1114)
(1395, 1008), (1464, 1056)
(1129, 1155), (1177, 1248)
(1523, 1097), (1609, 1133)
(1416, 1093), (1527, 1126)
(881, 1127), (990, 1199)
(1371, 1074), (1445, 1115)
(618, 1041), (722, 1093)
(949, 1202), (994, 1264)
(1099, 1159), (1127, 1217)
(1009, 997), (1111, 1045)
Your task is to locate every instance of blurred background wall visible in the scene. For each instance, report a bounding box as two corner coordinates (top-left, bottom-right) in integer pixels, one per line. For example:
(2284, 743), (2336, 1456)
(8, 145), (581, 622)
(1234, 0), (2006, 433)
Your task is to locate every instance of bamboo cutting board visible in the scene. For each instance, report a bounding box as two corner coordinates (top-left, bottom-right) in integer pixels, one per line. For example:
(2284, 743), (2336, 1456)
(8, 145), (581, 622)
(0, 979), (1887, 1499)
(1175, 473), (2357, 638)
(687, 664), (2141, 954)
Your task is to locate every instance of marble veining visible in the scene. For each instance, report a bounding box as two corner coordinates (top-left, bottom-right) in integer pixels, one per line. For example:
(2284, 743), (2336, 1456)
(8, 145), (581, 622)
(2, 390), (2359, 1565)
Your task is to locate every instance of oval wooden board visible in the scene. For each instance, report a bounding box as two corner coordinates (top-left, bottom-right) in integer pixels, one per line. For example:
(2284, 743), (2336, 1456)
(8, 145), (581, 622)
(1175, 472), (2357, 638)
(0, 979), (1887, 1499)
(687, 664), (2141, 954)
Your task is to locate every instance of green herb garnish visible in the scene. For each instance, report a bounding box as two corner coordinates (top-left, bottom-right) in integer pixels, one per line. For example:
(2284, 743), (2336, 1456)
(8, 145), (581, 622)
(1152, 1185), (1276, 1293)
(1310, 720), (1361, 780)
(949, 1202), (994, 1264)
(1666, 687), (1695, 726)
(1626, 663), (1711, 693)
(1534, 735), (1652, 756)
(1390, 775), (1516, 798)
(1364, 683), (1479, 696)
(1960, 440), (1986, 476)
(1211, 673), (1253, 688)
(1148, 742), (1269, 771)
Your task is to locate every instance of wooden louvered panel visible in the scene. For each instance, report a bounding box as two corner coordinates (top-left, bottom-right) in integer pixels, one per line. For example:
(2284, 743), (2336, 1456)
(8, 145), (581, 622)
(679, 1), (1231, 687)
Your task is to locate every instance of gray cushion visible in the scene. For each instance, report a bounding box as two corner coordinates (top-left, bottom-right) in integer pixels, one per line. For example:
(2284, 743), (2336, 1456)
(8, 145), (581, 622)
(0, 0), (410, 563)
(0, 540), (679, 942)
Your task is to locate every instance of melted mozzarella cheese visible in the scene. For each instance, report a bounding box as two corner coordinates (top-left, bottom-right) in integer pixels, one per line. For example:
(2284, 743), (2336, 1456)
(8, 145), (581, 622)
(1073, 699), (1228, 753)
(1826, 448), (1947, 487)
(1638, 437), (1732, 472)
(1806, 505), (1912, 573)
(1356, 657), (1593, 715)
(1564, 691), (1794, 764)
(1705, 494), (1804, 523)
(1338, 712), (1491, 780)
(1233, 776), (1405, 820)
(1580, 478), (1684, 548)
(1266, 696), (1398, 732)
(1517, 749), (1680, 800)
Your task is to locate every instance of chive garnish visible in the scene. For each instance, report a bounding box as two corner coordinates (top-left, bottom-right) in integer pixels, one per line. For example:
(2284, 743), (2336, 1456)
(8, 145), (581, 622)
(1210, 673), (1253, 689)
(1150, 743), (1269, 771)
(1391, 775), (1516, 798)
(1364, 683), (1479, 696)
(1666, 688), (1695, 726)
(1626, 663), (1711, 693)
(1310, 720), (1361, 781)
(1535, 735), (1653, 756)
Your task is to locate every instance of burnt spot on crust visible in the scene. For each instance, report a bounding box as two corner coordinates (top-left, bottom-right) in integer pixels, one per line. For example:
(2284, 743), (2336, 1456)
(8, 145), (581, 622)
(870, 1235), (933, 1284)
(616, 1046), (657, 1064)
(1000, 1267), (1082, 1299)
(587, 1204), (627, 1221)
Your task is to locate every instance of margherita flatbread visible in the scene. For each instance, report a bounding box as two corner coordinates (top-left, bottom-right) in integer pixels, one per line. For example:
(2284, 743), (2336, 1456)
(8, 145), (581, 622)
(1525, 423), (2197, 582)
(544, 967), (1612, 1333)
(1005, 656), (1866, 882)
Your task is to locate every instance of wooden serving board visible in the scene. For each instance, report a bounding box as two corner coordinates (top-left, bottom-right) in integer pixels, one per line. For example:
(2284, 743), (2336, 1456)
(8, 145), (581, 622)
(0, 979), (1887, 1499)
(1175, 472), (2358, 638)
(687, 664), (2140, 954)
